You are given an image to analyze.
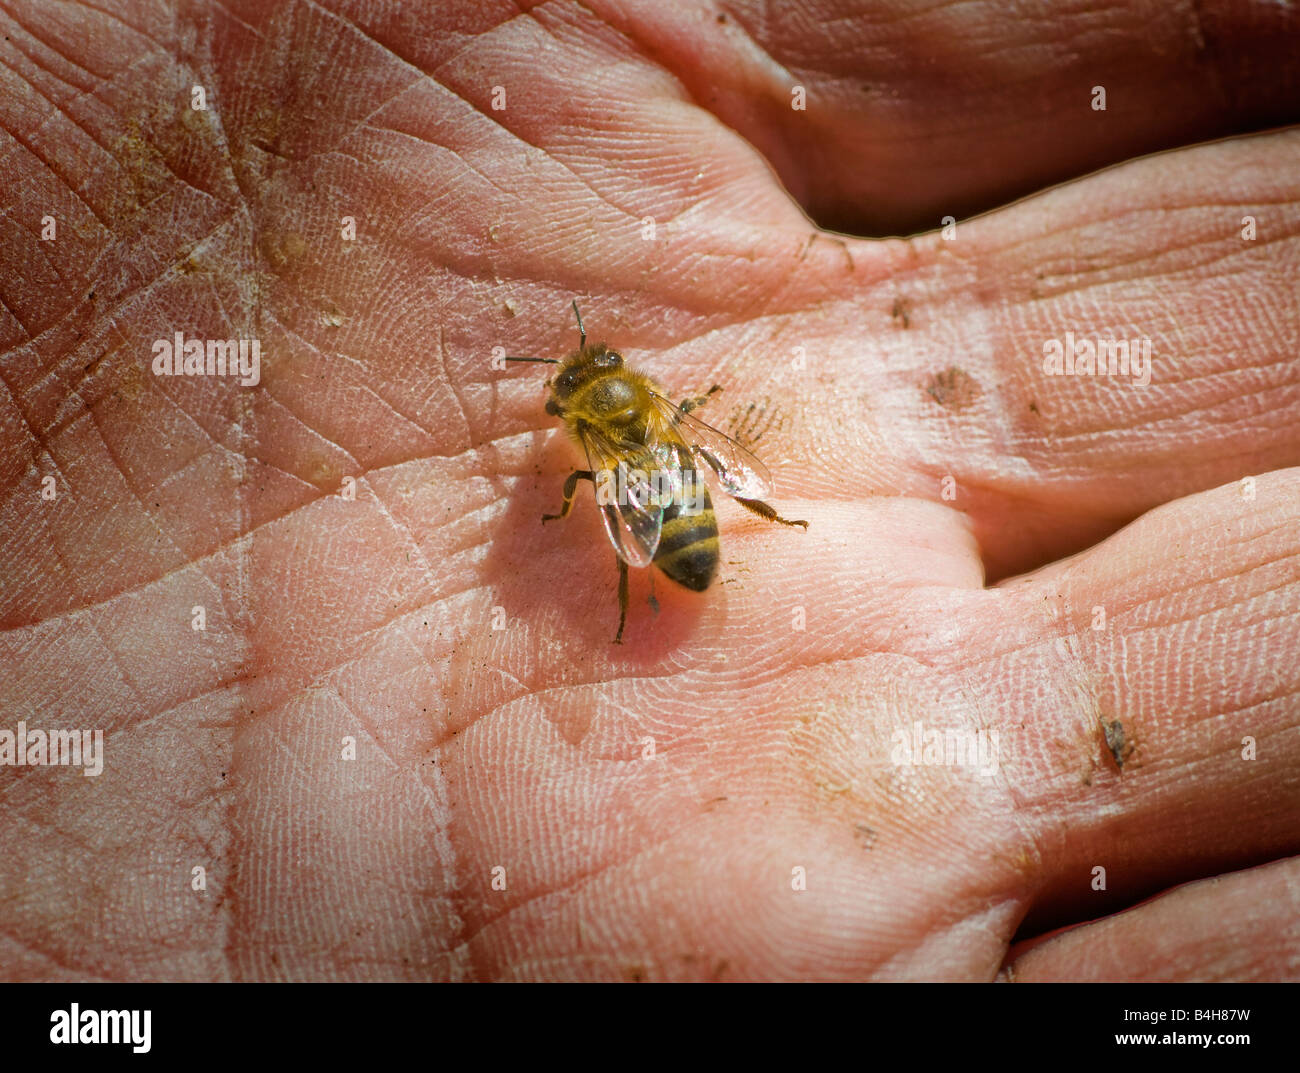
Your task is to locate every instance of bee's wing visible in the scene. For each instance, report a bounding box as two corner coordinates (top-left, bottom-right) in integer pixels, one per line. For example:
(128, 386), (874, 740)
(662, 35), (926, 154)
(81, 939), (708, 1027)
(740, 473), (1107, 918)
(649, 392), (773, 500)
(575, 421), (664, 568)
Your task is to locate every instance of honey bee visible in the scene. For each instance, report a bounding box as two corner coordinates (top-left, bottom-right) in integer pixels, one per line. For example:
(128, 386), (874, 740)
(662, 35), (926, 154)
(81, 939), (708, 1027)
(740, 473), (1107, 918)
(508, 302), (808, 643)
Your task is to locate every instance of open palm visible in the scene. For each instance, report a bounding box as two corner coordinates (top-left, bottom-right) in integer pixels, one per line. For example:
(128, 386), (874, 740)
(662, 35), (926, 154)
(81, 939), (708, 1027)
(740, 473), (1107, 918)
(2, 0), (1298, 981)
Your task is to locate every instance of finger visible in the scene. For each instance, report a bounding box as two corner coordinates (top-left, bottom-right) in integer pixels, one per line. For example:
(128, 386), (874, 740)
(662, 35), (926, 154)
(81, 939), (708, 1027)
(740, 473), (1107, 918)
(605, 0), (1300, 233)
(991, 469), (1300, 937)
(1002, 855), (1300, 981)
(870, 126), (1300, 579)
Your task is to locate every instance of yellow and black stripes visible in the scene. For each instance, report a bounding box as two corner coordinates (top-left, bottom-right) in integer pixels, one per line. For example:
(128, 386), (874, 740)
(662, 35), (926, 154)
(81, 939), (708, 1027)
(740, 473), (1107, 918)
(653, 467), (719, 591)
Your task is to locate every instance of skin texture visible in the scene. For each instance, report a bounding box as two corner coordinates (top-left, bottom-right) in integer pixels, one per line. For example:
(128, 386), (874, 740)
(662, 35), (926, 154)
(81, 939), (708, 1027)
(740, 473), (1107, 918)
(0, 0), (1297, 982)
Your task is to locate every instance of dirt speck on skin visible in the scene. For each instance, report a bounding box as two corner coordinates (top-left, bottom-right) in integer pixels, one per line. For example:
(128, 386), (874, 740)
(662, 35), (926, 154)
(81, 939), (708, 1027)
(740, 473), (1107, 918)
(308, 458), (341, 489)
(261, 230), (307, 269)
(111, 117), (176, 214)
(891, 296), (911, 328)
(923, 366), (982, 410)
(854, 822), (877, 850)
(116, 360), (146, 401)
(1101, 717), (1135, 770)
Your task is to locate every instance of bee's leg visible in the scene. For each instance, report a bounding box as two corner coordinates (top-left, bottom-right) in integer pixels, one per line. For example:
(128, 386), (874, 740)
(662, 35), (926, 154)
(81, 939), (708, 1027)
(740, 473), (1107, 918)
(542, 470), (595, 523)
(735, 497), (809, 530)
(678, 384), (723, 414)
(614, 557), (629, 644)
(647, 569), (660, 614)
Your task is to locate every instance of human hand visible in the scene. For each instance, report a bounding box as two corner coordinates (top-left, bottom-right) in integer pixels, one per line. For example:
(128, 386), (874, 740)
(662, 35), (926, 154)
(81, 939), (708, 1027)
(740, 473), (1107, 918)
(2, 0), (1297, 981)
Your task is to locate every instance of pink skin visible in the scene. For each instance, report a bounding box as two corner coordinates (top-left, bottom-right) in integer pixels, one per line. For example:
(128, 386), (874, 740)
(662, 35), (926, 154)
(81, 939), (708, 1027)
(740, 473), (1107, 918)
(0, 1), (1297, 981)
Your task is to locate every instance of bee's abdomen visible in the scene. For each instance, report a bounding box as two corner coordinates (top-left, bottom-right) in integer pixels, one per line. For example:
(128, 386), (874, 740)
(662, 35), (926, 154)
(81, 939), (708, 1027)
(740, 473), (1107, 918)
(653, 470), (718, 592)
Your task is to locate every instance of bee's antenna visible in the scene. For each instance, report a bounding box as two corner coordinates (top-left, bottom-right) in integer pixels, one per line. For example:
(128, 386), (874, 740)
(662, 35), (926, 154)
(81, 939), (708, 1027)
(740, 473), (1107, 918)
(571, 300), (586, 348)
(504, 356), (559, 364)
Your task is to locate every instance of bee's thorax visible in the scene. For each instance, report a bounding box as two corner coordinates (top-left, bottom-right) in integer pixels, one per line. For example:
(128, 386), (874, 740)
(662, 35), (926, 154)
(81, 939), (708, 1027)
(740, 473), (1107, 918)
(585, 376), (641, 425)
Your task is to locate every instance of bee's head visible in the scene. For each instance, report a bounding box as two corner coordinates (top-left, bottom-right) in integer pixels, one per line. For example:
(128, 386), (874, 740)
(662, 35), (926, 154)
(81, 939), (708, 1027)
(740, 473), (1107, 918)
(549, 344), (623, 404)
(507, 302), (627, 418)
